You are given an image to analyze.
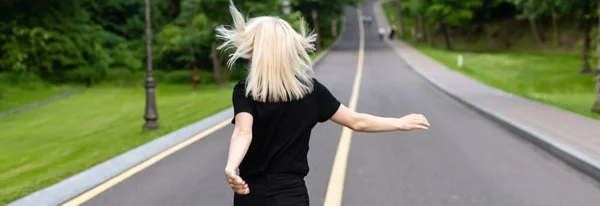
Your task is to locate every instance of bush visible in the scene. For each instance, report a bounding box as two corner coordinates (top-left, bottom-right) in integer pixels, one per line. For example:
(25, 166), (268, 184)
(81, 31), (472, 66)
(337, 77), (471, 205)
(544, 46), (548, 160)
(106, 68), (138, 83)
(0, 24), (111, 83)
(99, 69), (225, 86)
(163, 70), (192, 84)
(199, 70), (215, 85)
(159, 69), (217, 85)
(0, 72), (46, 89)
(229, 67), (247, 82)
(63, 67), (108, 85)
(152, 70), (167, 83)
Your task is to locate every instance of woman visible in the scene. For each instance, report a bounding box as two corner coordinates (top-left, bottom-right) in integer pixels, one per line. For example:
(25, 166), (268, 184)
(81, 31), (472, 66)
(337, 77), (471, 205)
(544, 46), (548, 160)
(216, 2), (430, 205)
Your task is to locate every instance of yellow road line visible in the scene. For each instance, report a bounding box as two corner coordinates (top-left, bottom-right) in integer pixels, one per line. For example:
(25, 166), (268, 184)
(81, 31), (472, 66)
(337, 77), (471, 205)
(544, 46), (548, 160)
(62, 118), (233, 206)
(323, 7), (365, 206)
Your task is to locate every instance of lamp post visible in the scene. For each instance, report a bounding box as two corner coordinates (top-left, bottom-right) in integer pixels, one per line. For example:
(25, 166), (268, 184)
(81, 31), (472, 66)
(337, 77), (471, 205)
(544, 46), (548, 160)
(144, 0), (159, 129)
(282, 0), (291, 16)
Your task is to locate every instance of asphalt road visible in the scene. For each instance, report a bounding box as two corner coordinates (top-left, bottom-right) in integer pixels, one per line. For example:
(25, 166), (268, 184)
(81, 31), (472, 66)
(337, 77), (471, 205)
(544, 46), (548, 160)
(84, 2), (600, 205)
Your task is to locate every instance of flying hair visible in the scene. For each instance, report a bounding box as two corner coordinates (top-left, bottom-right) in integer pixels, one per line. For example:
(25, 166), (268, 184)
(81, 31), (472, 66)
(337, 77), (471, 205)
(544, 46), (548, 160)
(215, 1), (318, 102)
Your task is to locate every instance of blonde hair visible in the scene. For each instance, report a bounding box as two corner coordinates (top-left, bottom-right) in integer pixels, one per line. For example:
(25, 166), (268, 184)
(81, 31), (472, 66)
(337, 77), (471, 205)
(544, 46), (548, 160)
(216, 1), (317, 102)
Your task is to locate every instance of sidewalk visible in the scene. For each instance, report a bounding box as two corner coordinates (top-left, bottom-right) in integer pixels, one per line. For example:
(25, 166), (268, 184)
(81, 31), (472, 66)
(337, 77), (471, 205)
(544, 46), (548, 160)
(373, 0), (600, 180)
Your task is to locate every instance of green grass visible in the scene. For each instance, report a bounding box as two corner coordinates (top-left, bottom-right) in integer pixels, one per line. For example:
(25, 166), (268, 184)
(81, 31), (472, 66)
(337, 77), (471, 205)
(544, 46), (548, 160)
(0, 85), (79, 112)
(415, 44), (599, 119)
(0, 84), (232, 204)
(381, 1), (599, 120)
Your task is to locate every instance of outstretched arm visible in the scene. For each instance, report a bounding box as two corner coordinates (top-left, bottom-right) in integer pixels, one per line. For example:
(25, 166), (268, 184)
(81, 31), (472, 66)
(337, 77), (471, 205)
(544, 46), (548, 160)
(330, 104), (430, 132)
(224, 112), (253, 195)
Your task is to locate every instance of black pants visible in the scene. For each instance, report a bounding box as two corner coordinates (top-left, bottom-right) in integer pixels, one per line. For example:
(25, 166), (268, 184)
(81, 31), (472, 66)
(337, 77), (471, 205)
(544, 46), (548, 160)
(234, 174), (309, 206)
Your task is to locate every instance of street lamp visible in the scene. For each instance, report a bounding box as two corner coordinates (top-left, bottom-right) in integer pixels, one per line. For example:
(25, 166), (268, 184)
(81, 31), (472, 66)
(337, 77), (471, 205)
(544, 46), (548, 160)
(144, 0), (159, 129)
(282, 0), (291, 16)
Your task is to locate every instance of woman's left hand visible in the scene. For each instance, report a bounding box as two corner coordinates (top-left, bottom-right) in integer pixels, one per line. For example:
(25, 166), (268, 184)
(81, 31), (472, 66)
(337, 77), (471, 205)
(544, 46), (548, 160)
(225, 169), (250, 195)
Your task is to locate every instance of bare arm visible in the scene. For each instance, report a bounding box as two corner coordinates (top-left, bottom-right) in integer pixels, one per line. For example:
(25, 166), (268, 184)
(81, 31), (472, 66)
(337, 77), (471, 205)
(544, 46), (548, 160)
(330, 104), (430, 132)
(224, 112), (253, 195)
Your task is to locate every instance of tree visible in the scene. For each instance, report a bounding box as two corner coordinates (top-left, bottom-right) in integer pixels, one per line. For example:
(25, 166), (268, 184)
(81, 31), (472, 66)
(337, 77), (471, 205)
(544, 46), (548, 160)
(155, 12), (212, 89)
(548, 0), (568, 47)
(172, 0), (182, 17)
(581, 0), (593, 74)
(404, 0), (428, 42)
(394, 0), (406, 40)
(424, 0), (481, 50)
(312, 9), (321, 50)
(294, 0), (357, 51)
(592, 0), (600, 113)
(182, 0), (230, 87)
(508, 0), (549, 48)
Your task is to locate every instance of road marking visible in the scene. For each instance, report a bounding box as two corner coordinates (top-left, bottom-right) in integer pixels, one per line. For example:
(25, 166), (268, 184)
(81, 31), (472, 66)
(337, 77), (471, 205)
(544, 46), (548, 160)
(323, 7), (365, 206)
(61, 118), (232, 206)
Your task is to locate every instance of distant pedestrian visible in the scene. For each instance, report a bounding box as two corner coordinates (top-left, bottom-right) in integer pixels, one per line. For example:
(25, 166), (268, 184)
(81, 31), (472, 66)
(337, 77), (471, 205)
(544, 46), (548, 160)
(365, 16), (372, 27)
(378, 26), (387, 41)
(389, 26), (396, 40)
(216, 2), (430, 206)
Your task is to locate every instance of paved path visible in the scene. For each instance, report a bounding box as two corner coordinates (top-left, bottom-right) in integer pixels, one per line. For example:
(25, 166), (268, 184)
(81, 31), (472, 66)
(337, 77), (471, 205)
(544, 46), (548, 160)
(372, 0), (600, 179)
(81, 2), (600, 205)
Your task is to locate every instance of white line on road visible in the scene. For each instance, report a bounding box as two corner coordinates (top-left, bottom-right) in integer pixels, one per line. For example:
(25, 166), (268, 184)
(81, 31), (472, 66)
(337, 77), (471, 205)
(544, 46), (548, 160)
(323, 7), (365, 206)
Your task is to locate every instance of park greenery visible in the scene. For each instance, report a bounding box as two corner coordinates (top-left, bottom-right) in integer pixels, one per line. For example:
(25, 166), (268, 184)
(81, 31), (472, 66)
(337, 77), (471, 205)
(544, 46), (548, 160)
(0, 0), (356, 204)
(385, 0), (600, 118)
(0, 0), (353, 88)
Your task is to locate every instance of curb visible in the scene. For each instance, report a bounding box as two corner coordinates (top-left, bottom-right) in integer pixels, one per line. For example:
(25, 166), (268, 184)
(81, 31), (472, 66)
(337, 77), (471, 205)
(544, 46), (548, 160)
(8, 12), (348, 206)
(373, 0), (600, 182)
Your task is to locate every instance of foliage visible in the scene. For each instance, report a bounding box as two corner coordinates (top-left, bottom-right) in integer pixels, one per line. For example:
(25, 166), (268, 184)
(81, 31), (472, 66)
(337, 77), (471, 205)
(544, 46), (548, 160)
(507, 0), (549, 20)
(422, 0), (482, 26)
(0, 0), (349, 87)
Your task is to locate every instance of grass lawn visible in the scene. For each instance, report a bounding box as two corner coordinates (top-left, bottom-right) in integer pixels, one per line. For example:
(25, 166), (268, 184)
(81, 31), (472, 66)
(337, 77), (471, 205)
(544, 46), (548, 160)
(0, 84), (80, 112)
(0, 84), (232, 204)
(381, 2), (599, 120)
(414, 45), (599, 120)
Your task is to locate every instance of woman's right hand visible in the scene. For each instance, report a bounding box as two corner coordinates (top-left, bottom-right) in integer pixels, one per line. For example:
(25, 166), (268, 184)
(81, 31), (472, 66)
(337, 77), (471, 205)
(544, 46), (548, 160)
(225, 169), (250, 195)
(398, 114), (430, 131)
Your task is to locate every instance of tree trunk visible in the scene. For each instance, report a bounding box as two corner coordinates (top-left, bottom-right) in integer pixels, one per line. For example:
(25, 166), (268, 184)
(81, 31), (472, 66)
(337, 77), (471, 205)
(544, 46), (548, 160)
(528, 17), (544, 48)
(593, 73), (600, 113)
(441, 22), (452, 50)
(171, 0), (181, 17)
(331, 18), (337, 39)
(192, 63), (199, 90)
(415, 14), (425, 42)
(427, 25), (433, 46)
(211, 40), (224, 87)
(582, 15), (592, 74)
(312, 9), (321, 51)
(394, 0), (406, 40)
(551, 13), (561, 46)
(593, 0), (600, 113)
(220, 54), (231, 84)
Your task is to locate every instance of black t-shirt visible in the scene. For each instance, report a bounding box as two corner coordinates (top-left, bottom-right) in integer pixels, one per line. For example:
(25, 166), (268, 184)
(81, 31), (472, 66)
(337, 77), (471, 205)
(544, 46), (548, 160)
(231, 78), (341, 178)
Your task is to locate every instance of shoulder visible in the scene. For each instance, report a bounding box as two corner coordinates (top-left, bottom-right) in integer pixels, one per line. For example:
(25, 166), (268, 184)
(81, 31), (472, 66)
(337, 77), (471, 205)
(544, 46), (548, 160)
(311, 78), (327, 91)
(233, 80), (246, 92)
(232, 80), (249, 100)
